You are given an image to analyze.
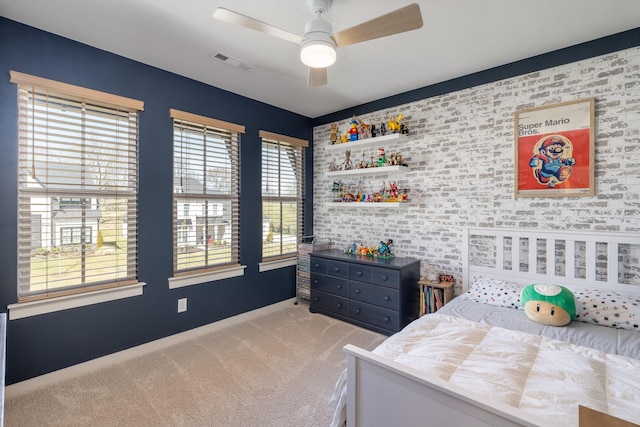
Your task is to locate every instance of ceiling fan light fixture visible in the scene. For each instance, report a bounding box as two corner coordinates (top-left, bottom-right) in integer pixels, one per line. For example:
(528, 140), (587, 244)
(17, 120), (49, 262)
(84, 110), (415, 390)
(300, 39), (336, 68)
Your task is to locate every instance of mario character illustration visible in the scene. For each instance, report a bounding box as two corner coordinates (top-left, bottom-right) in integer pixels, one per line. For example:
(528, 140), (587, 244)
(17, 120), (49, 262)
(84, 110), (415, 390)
(529, 135), (575, 188)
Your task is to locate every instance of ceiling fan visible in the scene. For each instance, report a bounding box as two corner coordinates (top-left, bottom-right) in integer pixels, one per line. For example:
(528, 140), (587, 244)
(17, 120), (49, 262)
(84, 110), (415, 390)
(212, 1), (423, 87)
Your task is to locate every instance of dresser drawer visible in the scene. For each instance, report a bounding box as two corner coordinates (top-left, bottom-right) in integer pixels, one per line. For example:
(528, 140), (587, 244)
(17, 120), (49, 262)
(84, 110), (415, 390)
(311, 289), (349, 317)
(371, 266), (400, 288)
(311, 274), (348, 297)
(310, 257), (349, 279)
(350, 281), (399, 310)
(350, 301), (400, 332)
(310, 257), (329, 274)
(349, 264), (372, 282)
(326, 260), (349, 279)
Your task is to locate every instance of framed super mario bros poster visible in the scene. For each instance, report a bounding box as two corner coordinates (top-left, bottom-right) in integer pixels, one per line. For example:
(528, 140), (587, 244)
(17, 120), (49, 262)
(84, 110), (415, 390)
(514, 98), (595, 198)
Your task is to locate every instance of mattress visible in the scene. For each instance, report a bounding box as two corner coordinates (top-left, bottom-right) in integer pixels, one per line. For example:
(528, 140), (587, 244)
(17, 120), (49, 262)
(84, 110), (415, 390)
(331, 298), (640, 427)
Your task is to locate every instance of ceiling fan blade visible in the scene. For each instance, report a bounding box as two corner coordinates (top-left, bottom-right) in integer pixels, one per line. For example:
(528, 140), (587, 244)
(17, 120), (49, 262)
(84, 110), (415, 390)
(213, 8), (304, 45)
(332, 3), (423, 48)
(307, 67), (327, 87)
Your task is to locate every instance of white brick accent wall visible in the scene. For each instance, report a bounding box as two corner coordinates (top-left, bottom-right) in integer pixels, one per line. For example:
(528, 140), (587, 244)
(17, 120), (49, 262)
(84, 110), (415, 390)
(312, 46), (640, 290)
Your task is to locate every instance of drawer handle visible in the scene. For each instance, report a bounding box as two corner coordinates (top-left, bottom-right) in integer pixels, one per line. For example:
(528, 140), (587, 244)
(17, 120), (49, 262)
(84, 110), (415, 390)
(357, 271), (363, 276)
(314, 263), (320, 268)
(384, 296), (390, 302)
(355, 289), (361, 294)
(313, 280), (319, 284)
(337, 284), (342, 290)
(384, 316), (390, 323)
(382, 275), (388, 281)
(314, 297), (319, 302)
(355, 309), (361, 314)
(334, 267), (341, 272)
(337, 303), (343, 309)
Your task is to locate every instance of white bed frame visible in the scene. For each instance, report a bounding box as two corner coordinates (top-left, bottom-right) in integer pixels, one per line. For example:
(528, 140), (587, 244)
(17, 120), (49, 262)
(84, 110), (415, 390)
(344, 227), (640, 427)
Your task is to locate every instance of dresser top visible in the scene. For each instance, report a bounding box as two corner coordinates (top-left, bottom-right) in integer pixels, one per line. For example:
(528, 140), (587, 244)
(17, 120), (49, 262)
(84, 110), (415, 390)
(310, 249), (420, 269)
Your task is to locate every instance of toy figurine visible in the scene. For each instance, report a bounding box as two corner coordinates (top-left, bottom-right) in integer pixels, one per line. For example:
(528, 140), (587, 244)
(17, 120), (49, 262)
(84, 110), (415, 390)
(357, 152), (368, 169)
(357, 244), (368, 256)
(345, 242), (358, 255)
(377, 147), (386, 167)
(342, 150), (354, 170)
(388, 114), (403, 133)
(354, 115), (372, 139)
(329, 123), (339, 145)
(378, 239), (394, 258)
(388, 182), (399, 200)
(371, 125), (377, 138)
(348, 119), (359, 141)
(379, 123), (387, 136)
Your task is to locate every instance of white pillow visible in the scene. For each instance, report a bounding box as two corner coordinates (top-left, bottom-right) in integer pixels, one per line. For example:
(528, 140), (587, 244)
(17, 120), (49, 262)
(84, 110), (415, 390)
(571, 287), (640, 331)
(459, 277), (523, 309)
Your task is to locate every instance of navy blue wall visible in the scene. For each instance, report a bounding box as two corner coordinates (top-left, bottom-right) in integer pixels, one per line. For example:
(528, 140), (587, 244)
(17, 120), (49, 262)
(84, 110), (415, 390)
(0, 18), (313, 384)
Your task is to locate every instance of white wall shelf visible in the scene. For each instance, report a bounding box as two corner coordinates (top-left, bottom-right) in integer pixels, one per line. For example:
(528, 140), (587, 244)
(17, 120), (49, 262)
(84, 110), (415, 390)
(326, 133), (409, 151)
(328, 202), (408, 207)
(328, 165), (410, 177)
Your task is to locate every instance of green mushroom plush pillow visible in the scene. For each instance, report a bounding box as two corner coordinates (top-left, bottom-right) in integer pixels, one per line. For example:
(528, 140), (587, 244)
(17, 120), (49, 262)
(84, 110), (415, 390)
(521, 284), (576, 326)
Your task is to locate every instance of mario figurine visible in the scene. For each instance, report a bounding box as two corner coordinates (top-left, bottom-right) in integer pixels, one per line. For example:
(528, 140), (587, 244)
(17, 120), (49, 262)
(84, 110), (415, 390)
(529, 135), (575, 187)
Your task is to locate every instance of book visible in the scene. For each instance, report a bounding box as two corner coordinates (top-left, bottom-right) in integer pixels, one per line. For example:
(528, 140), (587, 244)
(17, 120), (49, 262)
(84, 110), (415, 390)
(434, 287), (443, 310)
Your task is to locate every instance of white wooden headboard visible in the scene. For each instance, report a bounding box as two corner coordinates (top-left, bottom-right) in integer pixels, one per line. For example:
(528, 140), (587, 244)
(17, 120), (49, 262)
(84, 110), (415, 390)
(462, 227), (640, 294)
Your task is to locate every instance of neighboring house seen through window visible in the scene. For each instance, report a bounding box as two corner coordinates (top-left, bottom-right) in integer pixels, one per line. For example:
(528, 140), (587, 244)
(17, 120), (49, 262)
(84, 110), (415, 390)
(12, 71), (143, 301)
(171, 109), (244, 277)
(260, 130), (307, 260)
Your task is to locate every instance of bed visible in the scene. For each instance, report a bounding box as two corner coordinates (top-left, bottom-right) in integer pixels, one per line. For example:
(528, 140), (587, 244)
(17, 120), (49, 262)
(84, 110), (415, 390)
(331, 227), (640, 427)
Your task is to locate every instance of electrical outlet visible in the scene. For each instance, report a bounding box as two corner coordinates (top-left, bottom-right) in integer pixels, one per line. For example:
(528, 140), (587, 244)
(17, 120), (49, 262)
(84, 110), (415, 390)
(178, 298), (187, 313)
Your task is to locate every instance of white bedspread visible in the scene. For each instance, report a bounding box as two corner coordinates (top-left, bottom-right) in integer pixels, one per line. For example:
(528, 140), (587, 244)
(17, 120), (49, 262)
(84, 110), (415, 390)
(332, 313), (640, 427)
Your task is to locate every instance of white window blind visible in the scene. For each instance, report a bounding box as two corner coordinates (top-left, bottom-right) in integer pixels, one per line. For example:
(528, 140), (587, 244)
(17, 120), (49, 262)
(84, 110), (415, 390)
(171, 109), (244, 275)
(11, 71), (143, 301)
(260, 131), (307, 260)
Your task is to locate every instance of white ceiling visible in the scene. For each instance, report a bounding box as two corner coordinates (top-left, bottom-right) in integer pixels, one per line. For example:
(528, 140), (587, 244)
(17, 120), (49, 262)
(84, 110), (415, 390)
(2, 0), (639, 118)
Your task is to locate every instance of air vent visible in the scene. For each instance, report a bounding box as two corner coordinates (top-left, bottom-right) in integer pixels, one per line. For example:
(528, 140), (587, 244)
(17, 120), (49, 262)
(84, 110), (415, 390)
(209, 51), (255, 72)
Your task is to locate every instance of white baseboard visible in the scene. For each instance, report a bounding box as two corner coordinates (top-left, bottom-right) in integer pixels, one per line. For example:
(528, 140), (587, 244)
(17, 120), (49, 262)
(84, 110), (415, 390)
(6, 298), (297, 398)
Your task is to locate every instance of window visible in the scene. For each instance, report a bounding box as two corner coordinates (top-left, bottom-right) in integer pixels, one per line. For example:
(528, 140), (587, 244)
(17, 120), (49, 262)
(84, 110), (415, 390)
(59, 197), (91, 209)
(61, 227), (92, 246)
(171, 109), (244, 277)
(12, 71), (143, 302)
(260, 130), (307, 261)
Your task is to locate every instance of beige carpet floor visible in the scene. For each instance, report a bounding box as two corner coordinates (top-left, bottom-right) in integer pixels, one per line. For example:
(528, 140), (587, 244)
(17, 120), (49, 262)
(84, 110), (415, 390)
(4, 303), (386, 427)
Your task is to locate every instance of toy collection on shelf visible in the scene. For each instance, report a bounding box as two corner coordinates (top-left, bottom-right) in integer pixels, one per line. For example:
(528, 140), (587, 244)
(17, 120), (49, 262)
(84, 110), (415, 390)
(329, 114), (408, 172)
(328, 115), (410, 203)
(331, 180), (408, 203)
(330, 114), (409, 145)
(345, 239), (394, 258)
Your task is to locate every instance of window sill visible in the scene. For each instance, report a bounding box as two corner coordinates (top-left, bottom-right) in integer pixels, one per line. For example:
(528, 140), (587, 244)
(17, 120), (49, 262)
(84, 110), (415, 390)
(259, 257), (297, 272)
(168, 264), (246, 289)
(8, 282), (146, 320)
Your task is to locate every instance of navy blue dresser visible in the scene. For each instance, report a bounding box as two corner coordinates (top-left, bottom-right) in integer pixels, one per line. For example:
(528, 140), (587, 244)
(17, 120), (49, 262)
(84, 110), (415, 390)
(309, 250), (420, 335)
